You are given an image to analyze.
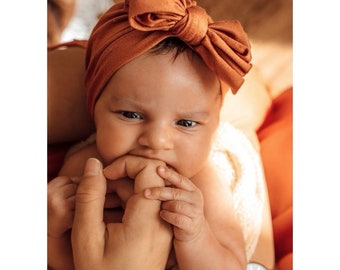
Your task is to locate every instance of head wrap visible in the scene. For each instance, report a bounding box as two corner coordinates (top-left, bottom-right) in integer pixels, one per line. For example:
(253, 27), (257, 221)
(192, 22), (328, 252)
(85, 0), (252, 116)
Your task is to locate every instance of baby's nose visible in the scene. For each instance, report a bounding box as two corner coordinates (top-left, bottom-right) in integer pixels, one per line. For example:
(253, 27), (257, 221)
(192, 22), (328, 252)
(138, 123), (174, 150)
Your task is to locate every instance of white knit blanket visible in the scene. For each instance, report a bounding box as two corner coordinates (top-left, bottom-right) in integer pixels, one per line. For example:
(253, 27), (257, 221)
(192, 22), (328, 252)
(210, 121), (265, 261)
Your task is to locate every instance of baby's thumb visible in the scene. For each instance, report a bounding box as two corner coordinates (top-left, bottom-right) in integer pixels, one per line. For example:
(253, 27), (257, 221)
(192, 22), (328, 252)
(72, 158), (106, 261)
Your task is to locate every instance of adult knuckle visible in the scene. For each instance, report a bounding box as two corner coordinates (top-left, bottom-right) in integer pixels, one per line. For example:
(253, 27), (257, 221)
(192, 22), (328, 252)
(75, 190), (98, 204)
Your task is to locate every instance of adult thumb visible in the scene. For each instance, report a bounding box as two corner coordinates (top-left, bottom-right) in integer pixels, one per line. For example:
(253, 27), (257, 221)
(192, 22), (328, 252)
(72, 158), (106, 262)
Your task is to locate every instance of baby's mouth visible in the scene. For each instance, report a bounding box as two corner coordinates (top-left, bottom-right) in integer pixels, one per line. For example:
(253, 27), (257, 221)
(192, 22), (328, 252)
(165, 163), (176, 171)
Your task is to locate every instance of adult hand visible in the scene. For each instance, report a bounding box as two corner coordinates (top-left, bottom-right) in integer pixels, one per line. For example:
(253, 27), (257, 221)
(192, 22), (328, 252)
(72, 157), (172, 270)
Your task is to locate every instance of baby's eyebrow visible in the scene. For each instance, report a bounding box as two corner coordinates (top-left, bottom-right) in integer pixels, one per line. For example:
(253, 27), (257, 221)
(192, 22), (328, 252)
(110, 96), (134, 103)
(110, 95), (210, 119)
(109, 96), (144, 108)
(179, 110), (210, 119)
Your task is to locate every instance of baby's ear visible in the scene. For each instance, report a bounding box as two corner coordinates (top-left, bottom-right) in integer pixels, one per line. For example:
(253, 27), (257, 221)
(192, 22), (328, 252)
(220, 67), (272, 134)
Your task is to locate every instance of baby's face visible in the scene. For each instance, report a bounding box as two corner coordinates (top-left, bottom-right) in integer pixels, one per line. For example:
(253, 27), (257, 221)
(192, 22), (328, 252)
(94, 50), (221, 178)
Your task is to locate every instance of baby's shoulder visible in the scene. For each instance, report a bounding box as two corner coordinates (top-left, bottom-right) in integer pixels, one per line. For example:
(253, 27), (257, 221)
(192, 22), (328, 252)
(58, 142), (100, 177)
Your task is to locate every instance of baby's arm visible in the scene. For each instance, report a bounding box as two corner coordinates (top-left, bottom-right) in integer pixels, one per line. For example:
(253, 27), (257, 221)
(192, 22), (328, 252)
(145, 163), (246, 270)
(190, 163), (247, 269)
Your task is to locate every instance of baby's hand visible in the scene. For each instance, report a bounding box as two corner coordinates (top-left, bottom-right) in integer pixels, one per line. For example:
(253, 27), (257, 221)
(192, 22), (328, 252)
(48, 176), (78, 238)
(144, 166), (206, 242)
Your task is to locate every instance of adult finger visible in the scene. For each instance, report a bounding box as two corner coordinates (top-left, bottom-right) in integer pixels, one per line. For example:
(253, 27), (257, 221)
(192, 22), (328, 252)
(72, 158), (106, 266)
(157, 166), (196, 191)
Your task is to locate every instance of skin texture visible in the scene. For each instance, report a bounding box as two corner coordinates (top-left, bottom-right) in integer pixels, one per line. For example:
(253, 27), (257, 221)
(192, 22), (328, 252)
(48, 50), (246, 269)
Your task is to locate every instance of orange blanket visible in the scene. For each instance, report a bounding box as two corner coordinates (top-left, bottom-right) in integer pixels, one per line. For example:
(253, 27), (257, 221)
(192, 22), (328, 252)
(257, 88), (293, 270)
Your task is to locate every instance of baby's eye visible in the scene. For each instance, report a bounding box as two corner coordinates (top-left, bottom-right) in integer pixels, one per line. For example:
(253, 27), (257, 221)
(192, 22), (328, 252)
(176, 119), (197, 127)
(120, 111), (143, 119)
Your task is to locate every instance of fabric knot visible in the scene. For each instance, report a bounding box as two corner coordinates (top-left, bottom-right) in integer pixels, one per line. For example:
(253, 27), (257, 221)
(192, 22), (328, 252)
(128, 0), (208, 45)
(171, 5), (209, 46)
(127, 0), (186, 31)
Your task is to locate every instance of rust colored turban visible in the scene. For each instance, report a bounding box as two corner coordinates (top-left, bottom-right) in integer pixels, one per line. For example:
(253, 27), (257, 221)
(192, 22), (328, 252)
(85, 0), (252, 116)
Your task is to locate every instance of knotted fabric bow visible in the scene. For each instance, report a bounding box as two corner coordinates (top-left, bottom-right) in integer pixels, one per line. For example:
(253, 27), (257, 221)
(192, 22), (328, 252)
(85, 0), (252, 116)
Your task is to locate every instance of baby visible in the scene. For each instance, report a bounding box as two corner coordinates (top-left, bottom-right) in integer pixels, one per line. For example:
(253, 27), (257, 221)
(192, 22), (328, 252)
(48, 0), (266, 269)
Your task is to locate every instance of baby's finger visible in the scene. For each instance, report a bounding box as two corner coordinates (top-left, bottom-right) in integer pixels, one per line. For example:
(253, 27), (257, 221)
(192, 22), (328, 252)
(161, 200), (195, 218)
(62, 182), (78, 199)
(159, 210), (191, 231)
(48, 175), (74, 188)
(144, 186), (193, 204)
(157, 166), (196, 192)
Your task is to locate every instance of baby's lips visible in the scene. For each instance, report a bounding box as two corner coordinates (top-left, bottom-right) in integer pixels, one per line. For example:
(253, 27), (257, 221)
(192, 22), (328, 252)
(165, 163), (175, 171)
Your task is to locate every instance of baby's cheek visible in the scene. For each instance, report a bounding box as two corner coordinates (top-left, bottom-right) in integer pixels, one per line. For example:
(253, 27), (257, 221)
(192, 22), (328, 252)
(179, 152), (210, 178)
(95, 129), (113, 158)
(96, 140), (118, 165)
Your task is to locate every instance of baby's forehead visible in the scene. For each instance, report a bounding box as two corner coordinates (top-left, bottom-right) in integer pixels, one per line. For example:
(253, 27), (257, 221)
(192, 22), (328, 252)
(117, 46), (217, 76)
(94, 40), (224, 112)
(101, 52), (222, 106)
